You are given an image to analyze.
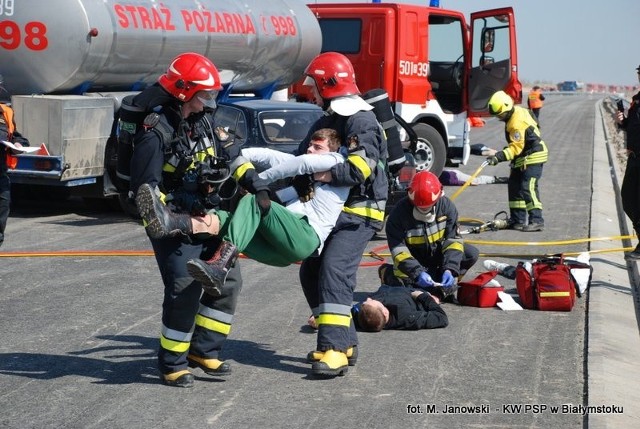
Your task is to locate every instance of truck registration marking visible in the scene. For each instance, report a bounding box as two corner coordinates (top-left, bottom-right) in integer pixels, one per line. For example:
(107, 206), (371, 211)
(398, 60), (429, 77)
(0, 20), (47, 50)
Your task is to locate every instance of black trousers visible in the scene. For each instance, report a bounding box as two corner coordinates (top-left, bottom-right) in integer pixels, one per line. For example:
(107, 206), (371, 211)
(150, 236), (243, 375)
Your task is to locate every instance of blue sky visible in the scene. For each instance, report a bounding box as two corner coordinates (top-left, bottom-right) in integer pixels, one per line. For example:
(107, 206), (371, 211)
(303, 0), (640, 86)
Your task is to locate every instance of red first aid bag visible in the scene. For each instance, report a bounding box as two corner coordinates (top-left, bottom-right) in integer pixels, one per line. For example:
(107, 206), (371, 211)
(457, 271), (504, 307)
(515, 256), (577, 311)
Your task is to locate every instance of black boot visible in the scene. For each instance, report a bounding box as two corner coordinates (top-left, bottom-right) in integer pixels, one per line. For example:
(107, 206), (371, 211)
(135, 184), (192, 239)
(187, 241), (239, 296)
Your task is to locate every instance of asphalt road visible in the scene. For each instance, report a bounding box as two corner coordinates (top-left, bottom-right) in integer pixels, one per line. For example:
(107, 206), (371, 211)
(0, 94), (638, 428)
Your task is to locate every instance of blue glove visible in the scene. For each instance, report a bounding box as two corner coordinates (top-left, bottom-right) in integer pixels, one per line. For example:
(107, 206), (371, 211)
(441, 270), (455, 287)
(416, 271), (434, 288)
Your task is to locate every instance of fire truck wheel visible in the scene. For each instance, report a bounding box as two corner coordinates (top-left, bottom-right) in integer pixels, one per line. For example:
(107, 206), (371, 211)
(410, 123), (446, 176)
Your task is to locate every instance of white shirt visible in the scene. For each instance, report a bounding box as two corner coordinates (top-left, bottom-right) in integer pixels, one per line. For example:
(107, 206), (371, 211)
(240, 147), (348, 253)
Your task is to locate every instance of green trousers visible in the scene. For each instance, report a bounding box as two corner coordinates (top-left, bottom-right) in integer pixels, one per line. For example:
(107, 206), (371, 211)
(217, 194), (320, 267)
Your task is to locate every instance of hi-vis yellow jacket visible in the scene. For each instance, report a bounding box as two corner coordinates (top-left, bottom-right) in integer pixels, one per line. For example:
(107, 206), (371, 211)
(495, 106), (548, 169)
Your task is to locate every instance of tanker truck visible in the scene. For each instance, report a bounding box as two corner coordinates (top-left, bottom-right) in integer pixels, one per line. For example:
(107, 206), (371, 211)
(1, 0), (321, 208)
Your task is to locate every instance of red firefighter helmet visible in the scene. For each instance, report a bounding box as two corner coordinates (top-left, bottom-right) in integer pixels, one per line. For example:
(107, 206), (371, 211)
(303, 52), (360, 100)
(407, 171), (443, 209)
(158, 52), (222, 102)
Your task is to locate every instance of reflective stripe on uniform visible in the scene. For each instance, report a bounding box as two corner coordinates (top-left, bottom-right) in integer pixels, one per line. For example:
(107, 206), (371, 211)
(347, 154), (373, 180)
(195, 314), (232, 336)
(195, 304), (233, 336)
(443, 240), (464, 253)
(317, 303), (352, 328)
(343, 205), (385, 221)
(527, 177), (543, 210)
(160, 324), (193, 353)
(232, 162), (254, 182)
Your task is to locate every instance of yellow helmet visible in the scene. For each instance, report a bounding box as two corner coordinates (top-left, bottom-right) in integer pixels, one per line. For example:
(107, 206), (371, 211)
(487, 90), (514, 117)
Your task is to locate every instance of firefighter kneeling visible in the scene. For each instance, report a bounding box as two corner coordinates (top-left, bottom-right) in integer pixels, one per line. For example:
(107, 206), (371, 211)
(380, 171), (479, 301)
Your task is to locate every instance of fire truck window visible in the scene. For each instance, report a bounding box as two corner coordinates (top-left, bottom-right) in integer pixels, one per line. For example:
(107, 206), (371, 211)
(471, 16), (511, 68)
(318, 19), (362, 54)
(428, 15), (465, 113)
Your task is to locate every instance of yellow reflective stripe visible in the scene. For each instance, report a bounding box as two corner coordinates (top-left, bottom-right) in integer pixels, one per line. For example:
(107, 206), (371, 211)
(160, 334), (191, 353)
(195, 314), (232, 336)
(539, 291), (571, 297)
(232, 162), (254, 181)
(406, 236), (426, 245)
(194, 147), (216, 160)
(428, 229), (445, 243)
(163, 164), (176, 173)
(347, 154), (372, 179)
(509, 200), (527, 209)
(443, 241), (464, 252)
(317, 313), (351, 327)
(343, 206), (385, 221)
(393, 251), (414, 267)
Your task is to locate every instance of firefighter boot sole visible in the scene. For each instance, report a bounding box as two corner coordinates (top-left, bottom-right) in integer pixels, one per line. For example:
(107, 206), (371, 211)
(186, 259), (224, 297)
(311, 350), (349, 377)
(187, 354), (231, 376)
(135, 184), (172, 239)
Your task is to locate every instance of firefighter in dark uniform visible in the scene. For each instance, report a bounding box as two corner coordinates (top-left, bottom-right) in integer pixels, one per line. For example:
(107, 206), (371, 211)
(0, 76), (29, 248)
(129, 52), (256, 388)
(380, 171), (479, 301)
(297, 52), (388, 377)
(617, 64), (640, 260)
(486, 90), (549, 232)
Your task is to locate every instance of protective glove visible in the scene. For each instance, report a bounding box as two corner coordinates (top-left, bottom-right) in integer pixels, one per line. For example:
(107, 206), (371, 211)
(256, 189), (271, 217)
(441, 270), (455, 287)
(416, 271), (434, 288)
(291, 173), (315, 202)
(486, 156), (499, 166)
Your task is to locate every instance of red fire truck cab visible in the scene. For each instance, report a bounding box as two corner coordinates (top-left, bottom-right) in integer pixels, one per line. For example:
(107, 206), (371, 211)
(295, 2), (521, 175)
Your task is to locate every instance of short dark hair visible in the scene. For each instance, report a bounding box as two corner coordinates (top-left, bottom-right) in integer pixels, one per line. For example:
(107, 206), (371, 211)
(311, 128), (341, 152)
(357, 302), (386, 332)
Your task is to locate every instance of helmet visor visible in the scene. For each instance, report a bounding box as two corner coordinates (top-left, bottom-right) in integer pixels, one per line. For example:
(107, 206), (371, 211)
(197, 90), (219, 108)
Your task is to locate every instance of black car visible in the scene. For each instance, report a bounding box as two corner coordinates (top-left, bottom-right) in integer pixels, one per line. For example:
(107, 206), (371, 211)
(213, 98), (414, 215)
(213, 99), (324, 154)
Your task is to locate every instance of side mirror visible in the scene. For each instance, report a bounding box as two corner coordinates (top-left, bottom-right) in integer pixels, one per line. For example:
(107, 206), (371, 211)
(481, 28), (495, 53)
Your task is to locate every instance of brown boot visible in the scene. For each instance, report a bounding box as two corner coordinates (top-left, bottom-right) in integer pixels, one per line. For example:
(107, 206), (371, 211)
(186, 241), (239, 296)
(135, 184), (192, 239)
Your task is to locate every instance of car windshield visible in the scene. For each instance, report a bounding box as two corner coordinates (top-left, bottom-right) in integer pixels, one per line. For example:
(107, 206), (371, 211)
(260, 110), (322, 145)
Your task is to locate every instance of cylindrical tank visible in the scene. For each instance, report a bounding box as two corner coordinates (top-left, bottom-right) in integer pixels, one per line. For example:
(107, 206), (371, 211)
(2, 0), (321, 95)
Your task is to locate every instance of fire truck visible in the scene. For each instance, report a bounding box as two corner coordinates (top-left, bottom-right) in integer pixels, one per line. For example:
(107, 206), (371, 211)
(1, 0), (321, 206)
(292, 1), (521, 175)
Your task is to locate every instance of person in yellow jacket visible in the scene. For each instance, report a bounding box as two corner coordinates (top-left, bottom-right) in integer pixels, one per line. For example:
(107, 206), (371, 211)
(527, 85), (545, 122)
(485, 91), (549, 232)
